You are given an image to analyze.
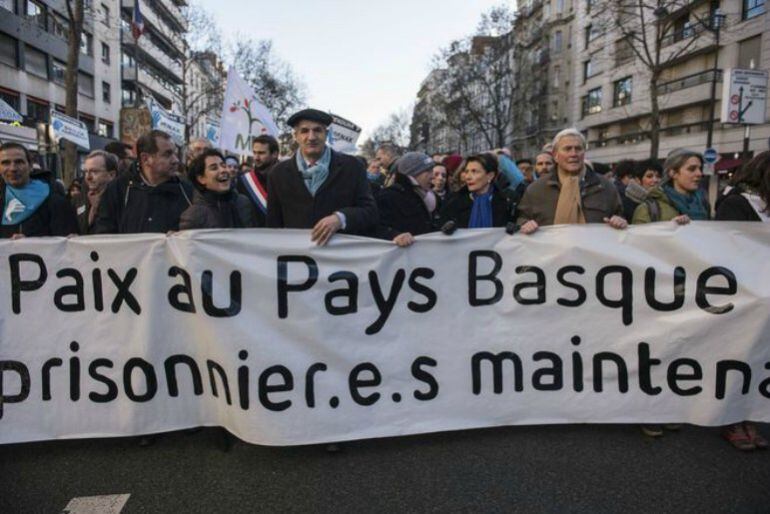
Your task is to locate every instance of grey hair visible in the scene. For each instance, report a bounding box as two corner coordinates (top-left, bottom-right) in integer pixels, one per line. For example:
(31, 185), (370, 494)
(85, 150), (118, 173)
(376, 142), (401, 158)
(552, 128), (586, 152)
(663, 148), (703, 179)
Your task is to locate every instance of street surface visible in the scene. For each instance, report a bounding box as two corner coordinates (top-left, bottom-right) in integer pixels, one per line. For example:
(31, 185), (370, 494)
(2, 424), (769, 513)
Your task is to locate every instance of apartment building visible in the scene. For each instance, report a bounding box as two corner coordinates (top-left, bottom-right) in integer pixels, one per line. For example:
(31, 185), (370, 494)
(574, 0), (770, 164)
(119, 0), (186, 111)
(0, 0), (122, 148)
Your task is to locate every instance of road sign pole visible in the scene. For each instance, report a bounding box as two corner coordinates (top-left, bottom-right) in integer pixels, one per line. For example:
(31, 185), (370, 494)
(743, 124), (751, 164)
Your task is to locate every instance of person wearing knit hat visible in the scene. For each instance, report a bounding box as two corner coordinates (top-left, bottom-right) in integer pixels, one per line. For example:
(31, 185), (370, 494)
(375, 151), (438, 247)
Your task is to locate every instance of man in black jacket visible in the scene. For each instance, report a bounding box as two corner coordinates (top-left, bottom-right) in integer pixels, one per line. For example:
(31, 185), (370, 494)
(92, 130), (193, 234)
(0, 142), (78, 238)
(376, 151), (437, 246)
(266, 108), (377, 245)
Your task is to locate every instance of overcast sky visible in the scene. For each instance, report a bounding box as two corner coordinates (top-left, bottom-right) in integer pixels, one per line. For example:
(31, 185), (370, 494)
(196, 0), (513, 139)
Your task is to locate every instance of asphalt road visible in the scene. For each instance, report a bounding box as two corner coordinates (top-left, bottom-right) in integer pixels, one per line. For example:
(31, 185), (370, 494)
(2, 424), (769, 513)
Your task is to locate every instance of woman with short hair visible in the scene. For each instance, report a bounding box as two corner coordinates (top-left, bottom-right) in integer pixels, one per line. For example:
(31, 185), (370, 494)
(438, 153), (513, 229)
(179, 149), (256, 230)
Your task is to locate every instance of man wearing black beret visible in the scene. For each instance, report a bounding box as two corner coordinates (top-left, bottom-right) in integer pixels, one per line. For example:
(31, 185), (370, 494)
(266, 108), (378, 245)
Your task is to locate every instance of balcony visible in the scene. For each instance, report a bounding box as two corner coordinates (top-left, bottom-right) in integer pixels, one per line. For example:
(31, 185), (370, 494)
(123, 0), (186, 56)
(122, 29), (183, 83)
(656, 69), (722, 95)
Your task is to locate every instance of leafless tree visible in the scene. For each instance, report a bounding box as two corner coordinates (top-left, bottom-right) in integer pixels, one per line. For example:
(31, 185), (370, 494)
(359, 108), (412, 156)
(229, 37), (306, 132)
(62, 0), (85, 186)
(593, 0), (719, 158)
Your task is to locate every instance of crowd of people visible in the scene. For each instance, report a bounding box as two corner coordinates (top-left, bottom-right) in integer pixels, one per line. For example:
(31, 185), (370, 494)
(1, 107), (769, 451)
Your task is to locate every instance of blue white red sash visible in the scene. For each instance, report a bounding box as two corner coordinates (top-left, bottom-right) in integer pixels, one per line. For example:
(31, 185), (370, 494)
(241, 171), (268, 214)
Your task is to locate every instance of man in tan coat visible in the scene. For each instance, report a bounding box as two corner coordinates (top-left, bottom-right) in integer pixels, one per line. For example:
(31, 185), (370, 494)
(517, 128), (627, 234)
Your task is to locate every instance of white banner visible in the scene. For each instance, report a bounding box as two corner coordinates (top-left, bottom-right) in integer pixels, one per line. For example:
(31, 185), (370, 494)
(50, 110), (90, 150)
(219, 67), (279, 157)
(146, 99), (185, 146)
(0, 224), (769, 446)
(205, 119), (220, 146)
(327, 113), (362, 154)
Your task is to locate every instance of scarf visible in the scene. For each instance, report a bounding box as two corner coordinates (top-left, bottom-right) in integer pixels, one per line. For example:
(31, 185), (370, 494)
(87, 189), (104, 227)
(554, 169), (586, 225)
(662, 184), (709, 220)
(407, 175), (437, 213)
(3, 180), (50, 226)
(468, 187), (494, 228)
(296, 146), (331, 197)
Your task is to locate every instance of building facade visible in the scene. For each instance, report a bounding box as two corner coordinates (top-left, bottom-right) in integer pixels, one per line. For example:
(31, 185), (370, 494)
(573, 0), (769, 165)
(0, 0), (122, 148)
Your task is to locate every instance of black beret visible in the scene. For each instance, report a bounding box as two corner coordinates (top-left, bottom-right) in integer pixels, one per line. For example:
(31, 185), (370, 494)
(287, 108), (333, 128)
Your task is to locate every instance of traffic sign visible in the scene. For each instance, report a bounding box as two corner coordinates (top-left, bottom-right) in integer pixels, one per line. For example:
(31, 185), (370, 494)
(721, 69), (768, 125)
(703, 147), (718, 164)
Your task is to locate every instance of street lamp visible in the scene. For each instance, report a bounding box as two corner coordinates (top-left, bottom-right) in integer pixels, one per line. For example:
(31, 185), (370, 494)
(705, 9), (726, 150)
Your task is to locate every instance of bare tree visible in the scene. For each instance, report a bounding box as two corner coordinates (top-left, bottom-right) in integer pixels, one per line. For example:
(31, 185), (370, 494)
(593, 0), (719, 158)
(62, 0), (85, 186)
(428, 4), (516, 152)
(229, 37), (306, 131)
(359, 108), (412, 156)
(180, 3), (225, 141)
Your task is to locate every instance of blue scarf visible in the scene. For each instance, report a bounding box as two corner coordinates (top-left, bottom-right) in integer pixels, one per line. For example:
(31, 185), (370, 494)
(296, 146), (331, 197)
(468, 187), (495, 228)
(3, 180), (50, 226)
(662, 184), (709, 220)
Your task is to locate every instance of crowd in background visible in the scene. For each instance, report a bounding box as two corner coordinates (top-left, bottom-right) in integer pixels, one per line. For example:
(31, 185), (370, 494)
(1, 107), (769, 451)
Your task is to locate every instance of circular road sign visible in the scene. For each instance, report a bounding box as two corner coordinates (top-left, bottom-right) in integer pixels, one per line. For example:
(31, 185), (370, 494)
(704, 148), (718, 164)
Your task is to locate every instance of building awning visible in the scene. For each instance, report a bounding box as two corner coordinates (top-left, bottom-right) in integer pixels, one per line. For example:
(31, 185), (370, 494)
(715, 158), (743, 171)
(0, 123), (38, 149)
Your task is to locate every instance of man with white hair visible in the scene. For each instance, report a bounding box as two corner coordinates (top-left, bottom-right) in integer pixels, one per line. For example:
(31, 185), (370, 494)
(517, 128), (626, 234)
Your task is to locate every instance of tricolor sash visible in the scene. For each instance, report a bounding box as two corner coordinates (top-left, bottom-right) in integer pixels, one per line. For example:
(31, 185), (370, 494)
(241, 171), (268, 214)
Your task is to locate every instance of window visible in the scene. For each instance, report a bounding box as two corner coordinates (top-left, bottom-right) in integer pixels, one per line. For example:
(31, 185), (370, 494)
(0, 0), (14, 12)
(52, 15), (69, 39)
(24, 45), (47, 78)
(553, 31), (563, 53)
(52, 59), (65, 84)
(78, 72), (94, 97)
(100, 3), (110, 26)
(613, 77), (632, 107)
(0, 90), (20, 111)
(121, 51), (135, 67)
(556, 0), (564, 13)
(98, 121), (112, 137)
(583, 58), (599, 81)
(738, 36), (762, 69)
(79, 114), (95, 133)
(26, 98), (49, 123)
(581, 87), (602, 117)
(101, 42), (110, 64)
(25, 1), (45, 30)
(553, 66), (561, 89)
(615, 37), (634, 65)
(102, 81), (110, 103)
(586, 0), (594, 12)
(80, 32), (93, 56)
(585, 24), (600, 48)
(743, 0), (766, 20)
(0, 33), (18, 67)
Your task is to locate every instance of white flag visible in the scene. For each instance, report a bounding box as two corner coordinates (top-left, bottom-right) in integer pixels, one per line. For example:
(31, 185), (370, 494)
(219, 67), (279, 157)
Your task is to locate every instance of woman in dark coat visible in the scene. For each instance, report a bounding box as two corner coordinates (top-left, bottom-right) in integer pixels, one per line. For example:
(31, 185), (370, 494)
(438, 153), (513, 229)
(715, 151), (770, 451)
(179, 149), (256, 230)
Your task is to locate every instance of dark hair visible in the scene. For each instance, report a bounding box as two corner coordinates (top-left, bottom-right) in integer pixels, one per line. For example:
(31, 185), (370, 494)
(614, 159), (636, 180)
(591, 161), (611, 175)
(104, 141), (129, 160)
(85, 150), (119, 173)
(0, 142), (32, 164)
(466, 153), (498, 174)
(633, 159), (663, 180)
(187, 148), (225, 191)
(731, 151), (770, 210)
(355, 155), (368, 169)
(135, 130), (172, 159)
(252, 135), (279, 154)
(516, 158), (533, 166)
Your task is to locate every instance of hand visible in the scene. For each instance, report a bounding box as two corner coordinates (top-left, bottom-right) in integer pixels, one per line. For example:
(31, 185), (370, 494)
(520, 220), (539, 235)
(11, 233), (26, 240)
(393, 233), (415, 247)
(673, 214), (691, 225)
(604, 215), (628, 230)
(311, 214), (342, 246)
